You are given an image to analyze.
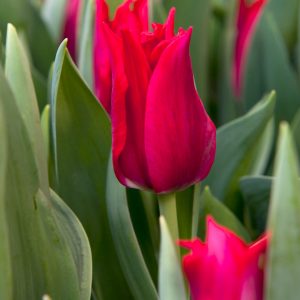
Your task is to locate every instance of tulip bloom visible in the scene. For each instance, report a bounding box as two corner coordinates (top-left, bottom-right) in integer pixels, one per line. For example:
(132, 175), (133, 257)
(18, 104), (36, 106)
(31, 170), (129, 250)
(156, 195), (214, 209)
(179, 217), (268, 300)
(62, 0), (81, 61)
(94, 0), (216, 193)
(232, 0), (267, 97)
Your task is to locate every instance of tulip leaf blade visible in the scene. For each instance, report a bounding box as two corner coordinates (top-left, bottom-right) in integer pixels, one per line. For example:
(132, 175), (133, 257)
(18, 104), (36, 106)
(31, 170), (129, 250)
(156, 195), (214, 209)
(240, 176), (271, 239)
(204, 91), (275, 215)
(4, 24), (49, 194)
(78, 0), (94, 88)
(0, 66), (91, 300)
(0, 0), (56, 76)
(48, 189), (93, 300)
(244, 13), (300, 123)
(50, 41), (132, 299)
(106, 159), (158, 300)
(265, 123), (300, 300)
(158, 216), (187, 300)
(162, 0), (211, 100)
(198, 186), (250, 242)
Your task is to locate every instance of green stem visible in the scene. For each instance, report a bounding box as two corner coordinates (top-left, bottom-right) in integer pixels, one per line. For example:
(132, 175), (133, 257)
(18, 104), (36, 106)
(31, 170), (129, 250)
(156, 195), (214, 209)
(158, 193), (179, 244)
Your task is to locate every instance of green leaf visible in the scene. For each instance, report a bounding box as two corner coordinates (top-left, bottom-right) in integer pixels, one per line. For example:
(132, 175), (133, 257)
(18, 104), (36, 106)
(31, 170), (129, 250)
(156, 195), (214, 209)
(204, 91), (275, 214)
(50, 41), (132, 299)
(0, 0), (56, 76)
(0, 66), (91, 299)
(267, 0), (300, 48)
(239, 176), (271, 239)
(265, 123), (300, 300)
(78, 0), (95, 88)
(198, 187), (250, 242)
(244, 13), (300, 123)
(106, 159), (158, 300)
(158, 217), (187, 300)
(41, 104), (50, 162)
(127, 189), (159, 283)
(49, 189), (93, 300)
(5, 24), (49, 195)
(162, 0), (211, 100)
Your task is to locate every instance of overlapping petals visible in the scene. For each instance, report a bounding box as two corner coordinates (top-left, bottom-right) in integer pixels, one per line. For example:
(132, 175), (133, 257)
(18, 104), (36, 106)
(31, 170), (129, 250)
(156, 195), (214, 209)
(94, 0), (216, 193)
(179, 217), (268, 300)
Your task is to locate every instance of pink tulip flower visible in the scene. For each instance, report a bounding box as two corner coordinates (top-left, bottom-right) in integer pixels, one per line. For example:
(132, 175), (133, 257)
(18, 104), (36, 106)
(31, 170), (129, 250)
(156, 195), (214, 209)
(179, 216), (268, 300)
(94, 0), (216, 193)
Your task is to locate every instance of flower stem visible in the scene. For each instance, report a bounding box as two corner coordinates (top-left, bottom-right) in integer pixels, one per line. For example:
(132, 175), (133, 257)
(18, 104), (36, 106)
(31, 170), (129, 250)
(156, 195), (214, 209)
(158, 193), (179, 244)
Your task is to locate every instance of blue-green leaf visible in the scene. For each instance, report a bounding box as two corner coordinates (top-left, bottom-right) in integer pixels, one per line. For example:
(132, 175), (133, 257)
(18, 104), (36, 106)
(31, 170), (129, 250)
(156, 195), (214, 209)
(265, 123), (300, 299)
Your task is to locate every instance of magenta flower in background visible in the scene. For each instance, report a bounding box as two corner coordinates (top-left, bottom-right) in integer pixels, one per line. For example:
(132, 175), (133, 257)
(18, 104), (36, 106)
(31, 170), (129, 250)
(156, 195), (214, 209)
(232, 0), (267, 97)
(93, 0), (216, 194)
(179, 216), (268, 300)
(62, 0), (81, 62)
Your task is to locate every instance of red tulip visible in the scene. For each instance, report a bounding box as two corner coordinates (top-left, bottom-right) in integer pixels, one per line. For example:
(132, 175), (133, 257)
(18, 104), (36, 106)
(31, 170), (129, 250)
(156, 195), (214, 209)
(179, 217), (268, 300)
(232, 0), (267, 97)
(94, 0), (216, 193)
(62, 0), (81, 62)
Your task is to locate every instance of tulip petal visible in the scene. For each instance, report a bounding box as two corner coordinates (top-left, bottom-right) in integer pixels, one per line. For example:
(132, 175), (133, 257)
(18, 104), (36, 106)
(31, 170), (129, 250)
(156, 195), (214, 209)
(117, 30), (152, 188)
(179, 217), (267, 300)
(93, 0), (112, 113)
(233, 0), (267, 97)
(144, 28), (216, 193)
(112, 0), (148, 35)
(63, 0), (81, 61)
(100, 24), (129, 186)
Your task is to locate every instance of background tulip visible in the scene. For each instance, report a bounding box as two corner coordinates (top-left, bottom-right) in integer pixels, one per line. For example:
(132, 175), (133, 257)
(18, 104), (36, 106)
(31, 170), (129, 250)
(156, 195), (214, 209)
(232, 0), (267, 97)
(179, 216), (267, 300)
(94, 0), (216, 194)
(62, 0), (81, 61)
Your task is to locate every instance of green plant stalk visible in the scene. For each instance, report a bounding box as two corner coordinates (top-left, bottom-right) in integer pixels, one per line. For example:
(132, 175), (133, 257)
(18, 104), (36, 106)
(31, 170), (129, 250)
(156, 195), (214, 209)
(158, 193), (179, 245)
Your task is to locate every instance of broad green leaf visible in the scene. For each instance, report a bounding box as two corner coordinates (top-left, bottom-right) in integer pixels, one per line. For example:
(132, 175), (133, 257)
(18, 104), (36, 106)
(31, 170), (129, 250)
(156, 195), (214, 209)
(244, 13), (300, 123)
(50, 41), (132, 299)
(158, 217), (187, 300)
(0, 67), (91, 299)
(0, 0), (55, 76)
(217, 0), (238, 124)
(0, 101), (12, 300)
(162, 0), (211, 100)
(198, 187), (250, 242)
(240, 176), (271, 239)
(127, 189), (159, 282)
(5, 24), (49, 194)
(106, 160), (158, 300)
(49, 189), (92, 300)
(78, 0), (95, 88)
(266, 123), (300, 300)
(267, 0), (300, 48)
(204, 91), (275, 214)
